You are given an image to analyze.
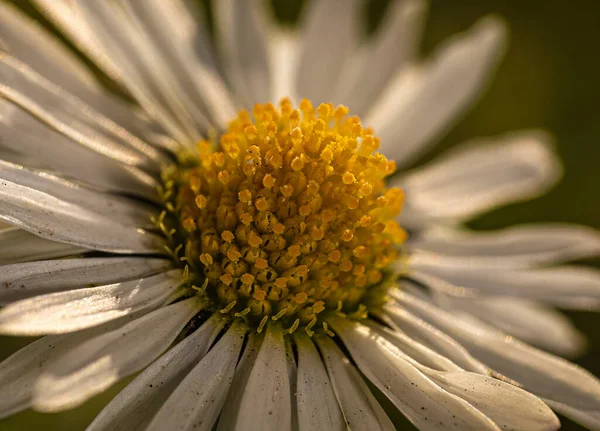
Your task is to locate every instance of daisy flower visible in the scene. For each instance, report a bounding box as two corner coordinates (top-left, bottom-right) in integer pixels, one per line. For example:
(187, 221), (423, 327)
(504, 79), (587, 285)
(1, 1), (600, 430)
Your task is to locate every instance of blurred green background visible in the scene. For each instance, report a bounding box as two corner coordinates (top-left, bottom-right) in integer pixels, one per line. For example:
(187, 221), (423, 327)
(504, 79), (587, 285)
(2, 0), (600, 429)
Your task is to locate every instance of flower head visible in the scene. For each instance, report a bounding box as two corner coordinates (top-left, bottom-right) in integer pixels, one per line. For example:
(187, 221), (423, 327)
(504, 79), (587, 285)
(162, 99), (404, 335)
(0, 1), (599, 431)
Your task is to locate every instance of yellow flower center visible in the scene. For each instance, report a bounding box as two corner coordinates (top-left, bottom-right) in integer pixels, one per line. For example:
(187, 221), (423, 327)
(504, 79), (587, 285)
(159, 98), (406, 336)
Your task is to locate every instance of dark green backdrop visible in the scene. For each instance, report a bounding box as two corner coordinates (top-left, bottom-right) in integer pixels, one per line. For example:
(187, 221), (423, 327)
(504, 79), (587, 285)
(1, 0), (599, 429)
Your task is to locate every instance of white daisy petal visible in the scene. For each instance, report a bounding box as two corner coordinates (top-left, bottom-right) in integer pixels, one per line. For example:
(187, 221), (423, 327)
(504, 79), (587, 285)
(406, 271), (480, 298)
(0, 257), (170, 305)
(116, 0), (219, 133)
(430, 372), (559, 431)
(269, 31), (299, 103)
(121, 0), (237, 128)
(88, 315), (226, 431)
(0, 146), (46, 170)
(368, 322), (560, 431)
(0, 270), (182, 335)
(0, 333), (78, 418)
(411, 259), (600, 310)
(315, 336), (395, 431)
(235, 323), (292, 431)
(0, 178), (162, 254)
(545, 400), (600, 430)
(408, 223), (600, 268)
(382, 305), (489, 374)
(511, 266), (600, 310)
(0, 160), (157, 226)
(0, 3), (99, 97)
(214, 0), (272, 108)
(32, 297), (202, 412)
(335, 0), (427, 116)
(0, 227), (85, 265)
(296, 0), (361, 104)
(0, 3), (172, 150)
(329, 317), (501, 430)
(216, 333), (262, 431)
(394, 131), (561, 225)
(446, 297), (587, 357)
(146, 322), (246, 431)
(391, 291), (600, 410)
(0, 310), (153, 419)
(30, 0), (125, 86)
(68, 1), (203, 144)
(362, 320), (462, 372)
(1, 100), (158, 199)
(293, 333), (345, 431)
(368, 16), (506, 167)
(0, 52), (168, 173)
(402, 275), (587, 355)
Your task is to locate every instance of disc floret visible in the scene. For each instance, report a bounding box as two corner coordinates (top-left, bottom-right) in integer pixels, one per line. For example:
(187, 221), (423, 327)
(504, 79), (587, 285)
(160, 98), (406, 335)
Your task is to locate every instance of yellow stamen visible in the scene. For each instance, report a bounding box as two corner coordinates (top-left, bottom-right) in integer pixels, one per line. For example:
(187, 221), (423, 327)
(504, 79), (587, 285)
(257, 315), (269, 333)
(162, 98), (405, 335)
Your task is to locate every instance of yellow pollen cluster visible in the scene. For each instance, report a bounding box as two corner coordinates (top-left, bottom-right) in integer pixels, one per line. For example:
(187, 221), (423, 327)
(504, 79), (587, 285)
(162, 98), (406, 335)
